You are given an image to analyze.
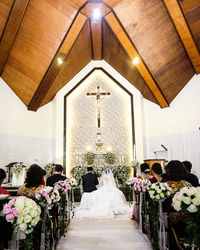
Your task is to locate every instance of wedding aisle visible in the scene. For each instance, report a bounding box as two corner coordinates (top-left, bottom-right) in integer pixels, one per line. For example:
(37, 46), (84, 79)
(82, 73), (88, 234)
(57, 215), (152, 250)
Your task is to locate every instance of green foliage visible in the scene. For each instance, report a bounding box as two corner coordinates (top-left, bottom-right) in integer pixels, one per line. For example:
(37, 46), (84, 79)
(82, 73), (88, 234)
(105, 152), (115, 164)
(71, 164), (131, 186)
(149, 200), (159, 250)
(44, 163), (54, 178)
(185, 212), (200, 247)
(85, 152), (95, 165)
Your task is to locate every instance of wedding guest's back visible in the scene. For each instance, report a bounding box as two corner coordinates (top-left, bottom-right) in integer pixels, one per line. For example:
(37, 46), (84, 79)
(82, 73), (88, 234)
(0, 168), (11, 196)
(182, 160), (200, 187)
(46, 164), (66, 187)
(150, 163), (165, 183)
(18, 164), (46, 198)
(166, 160), (191, 191)
(140, 163), (151, 179)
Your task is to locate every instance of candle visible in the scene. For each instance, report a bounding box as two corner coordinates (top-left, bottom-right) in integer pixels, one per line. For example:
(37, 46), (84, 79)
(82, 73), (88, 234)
(133, 144), (136, 160)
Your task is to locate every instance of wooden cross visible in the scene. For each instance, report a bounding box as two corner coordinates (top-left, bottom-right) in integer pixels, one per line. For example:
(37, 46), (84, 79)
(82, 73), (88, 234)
(87, 86), (110, 128)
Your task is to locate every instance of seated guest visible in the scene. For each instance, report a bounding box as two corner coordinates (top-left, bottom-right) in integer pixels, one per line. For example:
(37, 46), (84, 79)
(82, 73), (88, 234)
(161, 164), (169, 181)
(46, 164), (66, 187)
(18, 164), (46, 198)
(140, 163), (151, 179)
(182, 160), (200, 187)
(0, 168), (11, 196)
(166, 160), (191, 191)
(150, 163), (165, 183)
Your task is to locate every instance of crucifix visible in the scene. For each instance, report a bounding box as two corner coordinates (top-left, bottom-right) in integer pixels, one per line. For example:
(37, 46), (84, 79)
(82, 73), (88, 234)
(87, 86), (110, 128)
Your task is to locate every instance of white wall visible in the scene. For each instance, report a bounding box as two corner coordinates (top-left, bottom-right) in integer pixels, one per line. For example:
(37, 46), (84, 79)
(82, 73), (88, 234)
(144, 74), (200, 176)
(0, 77), (56, 168)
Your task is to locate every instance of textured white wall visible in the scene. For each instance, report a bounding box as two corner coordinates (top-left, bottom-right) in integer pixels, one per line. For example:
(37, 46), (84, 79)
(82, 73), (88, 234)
(143, 74), (200, 176)
(0, 77), (56, 168)
(55, 61), (145, 176)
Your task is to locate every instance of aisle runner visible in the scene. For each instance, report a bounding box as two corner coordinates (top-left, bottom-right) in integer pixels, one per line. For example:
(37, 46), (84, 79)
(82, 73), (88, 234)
(57, 215), (152, 250)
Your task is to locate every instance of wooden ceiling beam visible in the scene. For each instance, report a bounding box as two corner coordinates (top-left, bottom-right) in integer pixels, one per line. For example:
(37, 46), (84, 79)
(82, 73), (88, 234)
(90, 19), (102, 60)
(105, 12), (169, 108)
(162, 0), (200, 74)
(0, 0), (30, 75)
(28, 12), (87, 111)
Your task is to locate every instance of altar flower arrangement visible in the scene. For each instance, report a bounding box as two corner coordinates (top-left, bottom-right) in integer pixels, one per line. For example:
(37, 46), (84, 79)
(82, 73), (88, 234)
(105, 152), (115, 165)
(3, 196), (41, 234)
(127, 177), (150, 193)
(44, 163), (54, 178)
(35, 186), (60, 208)
(54, 179), (71, 195)
(11, 162), (25, 176)
(85, 152), (95, 165)
(172, 186), (200, 247)
(148, 182), (172, 200)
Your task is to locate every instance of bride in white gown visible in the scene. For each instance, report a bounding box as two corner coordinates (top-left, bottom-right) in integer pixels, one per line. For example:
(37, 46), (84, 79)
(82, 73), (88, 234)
(75, 167), (132, 219)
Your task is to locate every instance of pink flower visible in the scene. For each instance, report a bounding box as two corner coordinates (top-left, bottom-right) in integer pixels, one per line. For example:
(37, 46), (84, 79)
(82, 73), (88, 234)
(51, 194), (55, 199)
(6, 213), (15, 222)
(35, 193), (41, 199)
(45, 194), (49, 200)
(54, 185), (61, 190)
(3, 204), (12, 214)
(8, 199), (15, 206)
(11, 208), (19, 216)
(39, 190), (44, 194)
(174, 191), (181, 198)
(53, 199), (57, 203)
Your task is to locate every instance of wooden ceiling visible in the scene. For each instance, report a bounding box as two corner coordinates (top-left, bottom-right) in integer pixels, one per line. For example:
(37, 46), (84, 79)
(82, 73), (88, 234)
(0, 0), (199, 111)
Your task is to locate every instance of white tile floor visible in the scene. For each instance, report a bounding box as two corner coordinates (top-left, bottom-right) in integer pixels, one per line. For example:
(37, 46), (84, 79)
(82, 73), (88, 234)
(57, 215), (152, 250)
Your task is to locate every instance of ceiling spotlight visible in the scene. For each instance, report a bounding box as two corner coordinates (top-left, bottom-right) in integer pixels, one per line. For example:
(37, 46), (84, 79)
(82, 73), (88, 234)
(132, 57), (139, 65)
(92, 8), (101, 20)
(57, 58), (63, 65)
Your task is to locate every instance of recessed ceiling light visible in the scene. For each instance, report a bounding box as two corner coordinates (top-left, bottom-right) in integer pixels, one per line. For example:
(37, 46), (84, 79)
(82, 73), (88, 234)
(92, 8), (101, 20)
(57, 58), (63, 65)
(132, 57), (139, 65)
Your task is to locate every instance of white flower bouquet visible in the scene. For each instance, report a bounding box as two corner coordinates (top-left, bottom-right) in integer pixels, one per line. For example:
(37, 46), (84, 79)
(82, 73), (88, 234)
(147, 182), (172, 201)
(127, 177), (151, 193)
(69, 178), (78, 187)
(172, 186), (200, 213)
(54, 179), (71, 194)
(3, 196), (41, 234)
(35, 186), (60, 208)
(11, 162), (25, 176)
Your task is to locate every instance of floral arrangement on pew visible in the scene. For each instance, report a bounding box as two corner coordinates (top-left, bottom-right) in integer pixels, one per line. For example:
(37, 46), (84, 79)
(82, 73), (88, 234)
(147, 182), (172, 201)
(127, 177), (151, 193)
(54, 179), (71, 195)
(54, 180), (71, 237)
(35, 186), (60, 209)
(3, 196), (41, 249)
(172, 186), (200, 247)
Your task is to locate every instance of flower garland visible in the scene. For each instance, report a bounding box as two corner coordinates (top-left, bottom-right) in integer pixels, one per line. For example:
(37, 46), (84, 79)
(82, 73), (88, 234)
(69, 178), (78, 187)
(35, 186), (60, 208)
(148, 182), (172, 201)
(11, 163), (25, 176)
(71, 165), (130, 186)
(3, 196), (41, 233)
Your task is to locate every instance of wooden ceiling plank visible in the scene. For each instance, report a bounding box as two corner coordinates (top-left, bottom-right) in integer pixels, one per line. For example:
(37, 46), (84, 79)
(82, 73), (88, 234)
(91, 19), (102, 60)
(162, 0), (200, 74)
(28, 12), (87, 111)
(105, 11), (168, 108)
(0, 0), (30, 75)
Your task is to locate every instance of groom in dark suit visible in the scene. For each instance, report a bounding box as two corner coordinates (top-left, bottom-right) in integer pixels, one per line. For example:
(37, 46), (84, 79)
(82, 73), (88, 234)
(82, 167), (99, 193)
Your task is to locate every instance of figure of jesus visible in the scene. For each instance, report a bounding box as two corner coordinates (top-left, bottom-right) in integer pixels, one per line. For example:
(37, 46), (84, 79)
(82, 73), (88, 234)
(87, 86), (110, 128)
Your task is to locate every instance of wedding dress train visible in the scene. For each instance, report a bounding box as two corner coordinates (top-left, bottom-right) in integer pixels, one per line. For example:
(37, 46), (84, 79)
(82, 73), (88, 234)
(75, 168), (132, 219)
